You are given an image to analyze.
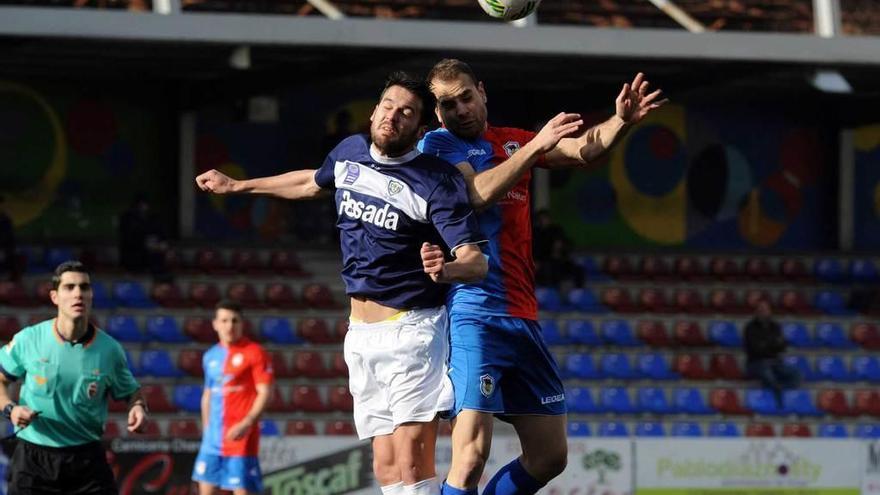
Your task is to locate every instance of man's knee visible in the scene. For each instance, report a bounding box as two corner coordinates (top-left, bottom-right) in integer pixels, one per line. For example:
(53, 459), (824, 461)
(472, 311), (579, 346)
(522, 441), (567, 482)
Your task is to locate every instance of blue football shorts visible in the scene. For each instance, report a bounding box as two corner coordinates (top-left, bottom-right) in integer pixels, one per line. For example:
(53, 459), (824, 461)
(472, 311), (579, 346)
(192, 452), (263, 493)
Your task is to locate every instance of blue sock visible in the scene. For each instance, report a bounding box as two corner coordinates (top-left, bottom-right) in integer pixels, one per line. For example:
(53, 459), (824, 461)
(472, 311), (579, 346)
(441, 480), (477, 495)
(482, 458), (545, 495)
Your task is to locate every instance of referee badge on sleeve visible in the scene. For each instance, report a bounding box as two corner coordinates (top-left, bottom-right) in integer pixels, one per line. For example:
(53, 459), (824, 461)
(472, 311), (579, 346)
(479, 374), (495, 398)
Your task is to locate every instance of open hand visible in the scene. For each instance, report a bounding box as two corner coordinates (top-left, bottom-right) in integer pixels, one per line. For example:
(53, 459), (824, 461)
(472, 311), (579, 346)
(615, 73), (668, 125)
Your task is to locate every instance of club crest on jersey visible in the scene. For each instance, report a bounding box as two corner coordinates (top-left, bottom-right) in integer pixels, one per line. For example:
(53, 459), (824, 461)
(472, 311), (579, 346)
(343, 163), (360, 185)
(479, 374), (495, 398)
(232, 353), (244, 367)
(503, 141), (521, 157)
(387, 180), (403, 196)
(87, 381), (98, 399)
(339, 190), (400, 231)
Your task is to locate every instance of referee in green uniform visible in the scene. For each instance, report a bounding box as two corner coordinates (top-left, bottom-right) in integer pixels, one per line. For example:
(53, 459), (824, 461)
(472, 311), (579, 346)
(0, 261), (148, 494)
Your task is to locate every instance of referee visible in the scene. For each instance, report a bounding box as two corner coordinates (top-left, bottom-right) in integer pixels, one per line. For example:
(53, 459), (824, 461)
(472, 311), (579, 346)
(0, 261), (148, 494)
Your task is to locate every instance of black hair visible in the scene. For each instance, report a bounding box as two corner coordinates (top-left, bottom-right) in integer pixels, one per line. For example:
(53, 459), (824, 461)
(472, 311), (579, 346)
(381, 71), (436, 126)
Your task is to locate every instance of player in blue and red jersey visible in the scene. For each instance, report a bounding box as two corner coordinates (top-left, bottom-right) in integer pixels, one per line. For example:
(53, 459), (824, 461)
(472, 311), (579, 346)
(192, 300), (273, 495)
(419, 59), (667, 495)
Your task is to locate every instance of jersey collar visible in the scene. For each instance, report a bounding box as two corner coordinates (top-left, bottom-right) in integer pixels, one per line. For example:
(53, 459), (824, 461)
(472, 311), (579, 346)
(369, 143), (420, 165)
(52, 318), (97, 347)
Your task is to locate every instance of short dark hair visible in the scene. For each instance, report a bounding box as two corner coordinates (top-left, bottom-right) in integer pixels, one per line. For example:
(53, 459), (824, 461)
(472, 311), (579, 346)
(52, 261), (89, 289)
(381, 71), (435, 126)
(427, 59), (479, 91)
(215, 299), (243, 316)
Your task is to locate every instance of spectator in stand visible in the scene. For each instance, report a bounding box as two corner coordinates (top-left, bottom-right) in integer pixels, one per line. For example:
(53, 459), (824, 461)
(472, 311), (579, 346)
(118, 195), (170, 280)
(0, 196), (17, 281)
(533, 209), (584, 291)
(743, 300), (800, 406)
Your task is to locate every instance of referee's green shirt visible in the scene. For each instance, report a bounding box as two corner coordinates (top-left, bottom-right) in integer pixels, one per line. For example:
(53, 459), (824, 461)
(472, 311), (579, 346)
(0, 319), (140, 447)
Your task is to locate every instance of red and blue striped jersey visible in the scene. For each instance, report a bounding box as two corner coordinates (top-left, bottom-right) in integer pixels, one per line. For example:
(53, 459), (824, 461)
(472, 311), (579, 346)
(201, 338), (273, 457)
(420, 126), (541, 321)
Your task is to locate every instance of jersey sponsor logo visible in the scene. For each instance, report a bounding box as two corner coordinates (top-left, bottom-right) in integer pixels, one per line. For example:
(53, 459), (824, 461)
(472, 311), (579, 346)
(339, 190), (400, 231)
(195, 461), (207, 475)
(503, 141), (521, 157)
(468, 148), (487, 157)
(229, 477), (242, 485)
(343, 163), (360, 185)
(479, 373), (495, 398)
(541, 393), (565, 405)
(505, 189), (527, 202)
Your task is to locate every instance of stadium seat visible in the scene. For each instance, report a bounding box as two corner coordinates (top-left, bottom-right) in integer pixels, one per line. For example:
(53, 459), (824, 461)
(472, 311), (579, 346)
(141, 350), (183, 378)
(195, 248), (231, 274)
(852, 323), (880, 350)
(285, 420), (317, 435)
(91, 281), (115, 310)
(103, 421), (121, 439)
(565, 354), (601, 380)
(744, 257), (777, 282)
(567, 288), (606, 313)
(853, 356), (880, 382)
(597, 421), (629, 437)
(670, 422), (702, 437)
(599, 387), (637, 414)
(635, 422), (665, 437)
(150, 283), (190, 308)
(128, 420), (162, 438)
(325, 421), (356, 436)
(124, 349), (141, 377)
(535, 287), (565, 312)
(782, 322), (815, 348)
(708, 320), (741, 347)
(853, 390), (880, 417)
(709, 257), (742, 281)
(290, 385), (327, 413)
(189, 282), (222, 309)
(45, 247), (75, 269)
(183, 317), (215, 343)
(264, 283), (301, 309)
(268, 351), (293, 378)
(744, 289), (773, 313)
(674, 354), (714, 380)
(854, 424), (880, 439)
(292, 351), (328, 379)
(230, 249), (267, 274)
(146, 316), (188, 343)
(113, 281), (156, 308)
(162, 248), (187, 273)
(745, 389), (783, 415)
(173, 384), (203, 412)
(298, 318), (334, 344)
(603, 256), (634, 280)
(745, 422), (775, 437)
(783, 355), (818, 382)
(638, 387), (675, 415)
(327, 386), (354, 412)
(567, 421), (591, 437)
(710, 388), (749, 415)
(780, 258), (811, 282)
(178, 349), (204, 377)
(566, 320), (602, 346)
(817, 423), (849, 438)
(637, 320), (671, 347)
(851, 259), (880, 284)
(673, 387), (714, 415)
(266, 385), (290, 413)
(567, 387), (600, 414)
(710, 353), (743, 380)
(708, 422), (740, 437)
(601, 288), (637, 313)
(673, 321), (709, 346)
(332, 319), (349, 344)
(541, 319), (568, 345)
(640, 256), (672, 281)
(709, 289), (744, 314)
(674, 289), (707, 314)
(260, 317), (301, 345)
(260, 419), (281, 437)
(226, 282), (263, 309)
(817, 389), (852, 416)
(637, 353), (678, 380)
(601, 320), (640, 347)
(302, 283), (337, 309)
(816, 355), (853, 382)
(33, 281), (53, 307)
(0, 315), (20, 342)
(168, 419), (201, 439)
(600, 354), (637, 379)
(329, 352), (348, 379)
(105, 315), (143, 343)
(816, 322), (855, 349)
(814, 258), (846, 284)
(269, 250), (308, 277)
(814, 291), (854, 316)
(674, 256), (706, 281)
(778, 290), (815, 316)
(638, 288), (673, 313)
(783, 390), (821, 417)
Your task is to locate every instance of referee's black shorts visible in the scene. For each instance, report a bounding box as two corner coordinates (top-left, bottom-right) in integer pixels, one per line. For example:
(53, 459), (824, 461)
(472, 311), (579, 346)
(8, 439), (117, 495)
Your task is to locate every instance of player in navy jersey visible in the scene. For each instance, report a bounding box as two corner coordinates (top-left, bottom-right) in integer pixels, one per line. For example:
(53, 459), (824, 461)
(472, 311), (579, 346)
(418, 59), (667, 495)
(195, 71), (488, 495)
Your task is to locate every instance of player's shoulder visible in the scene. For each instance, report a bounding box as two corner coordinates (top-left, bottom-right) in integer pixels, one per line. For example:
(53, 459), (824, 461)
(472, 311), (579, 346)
(329, 134), (370, 159)
(12, 320), (51, 344)
(94, 328), (124, 350)
(421, 127), (466, 149)
(487, 125), (534, 142)
(411, 152), (461, 176)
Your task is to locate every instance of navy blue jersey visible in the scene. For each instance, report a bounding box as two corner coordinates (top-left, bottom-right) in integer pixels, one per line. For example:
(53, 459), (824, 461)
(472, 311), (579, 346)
(314, 134), (486, 310)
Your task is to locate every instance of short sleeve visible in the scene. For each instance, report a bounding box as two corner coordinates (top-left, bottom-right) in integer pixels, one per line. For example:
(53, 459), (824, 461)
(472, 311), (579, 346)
(428, 171), (487, 256)
(250, 346), (274, 386)
(108, 342), (140, 401)
(0, 332), (26, 381)
(419, 131), (470, 167)
(313, 150), (337, 190)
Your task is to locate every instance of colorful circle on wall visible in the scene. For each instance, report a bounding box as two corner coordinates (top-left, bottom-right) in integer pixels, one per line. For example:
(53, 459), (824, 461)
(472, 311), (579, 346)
(737, 170), (802, 247)
(66, 99), (117, 156)
(686, 144), (753, 222)
(623, 125), (686, 197)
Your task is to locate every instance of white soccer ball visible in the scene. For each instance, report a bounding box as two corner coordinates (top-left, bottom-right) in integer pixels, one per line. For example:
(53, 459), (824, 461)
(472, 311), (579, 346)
(477, 0), (541, 21)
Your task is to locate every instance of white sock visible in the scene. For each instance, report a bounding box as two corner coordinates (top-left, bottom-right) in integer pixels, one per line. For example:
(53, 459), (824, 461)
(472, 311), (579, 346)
(382, 481), (406, 495)
(404, 477), (439, 495)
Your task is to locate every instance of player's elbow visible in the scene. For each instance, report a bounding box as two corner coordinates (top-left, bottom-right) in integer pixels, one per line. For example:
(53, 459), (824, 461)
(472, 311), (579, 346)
(462, 253), (488, 283)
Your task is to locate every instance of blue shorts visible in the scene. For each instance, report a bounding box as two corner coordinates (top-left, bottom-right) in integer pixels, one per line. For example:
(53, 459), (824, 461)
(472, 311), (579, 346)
(448, 312), (566, 418)
(192, 452), (263, 493)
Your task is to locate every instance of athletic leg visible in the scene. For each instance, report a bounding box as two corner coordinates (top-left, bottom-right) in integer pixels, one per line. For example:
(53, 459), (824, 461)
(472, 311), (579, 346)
(445, 410), (494, 491)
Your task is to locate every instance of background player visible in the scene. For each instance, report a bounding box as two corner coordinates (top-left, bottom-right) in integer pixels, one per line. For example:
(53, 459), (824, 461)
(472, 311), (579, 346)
(420, 58), (666, 495)
(192, 300), (273, 495)
(195, 71), (488, 495)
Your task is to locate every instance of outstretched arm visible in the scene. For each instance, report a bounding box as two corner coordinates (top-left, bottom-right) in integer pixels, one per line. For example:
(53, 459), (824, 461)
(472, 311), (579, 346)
(195, 169), (326, 200)
(421, 243), (487, 284)
(546, 72), (668, 168)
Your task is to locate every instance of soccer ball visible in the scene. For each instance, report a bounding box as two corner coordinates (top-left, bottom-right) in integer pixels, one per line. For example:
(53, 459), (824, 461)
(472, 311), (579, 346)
(477, 0), (540, 20)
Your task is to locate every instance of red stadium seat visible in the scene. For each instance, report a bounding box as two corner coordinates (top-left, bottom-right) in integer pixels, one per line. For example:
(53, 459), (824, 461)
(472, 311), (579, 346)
(109, 398), (128, 413)
(302, 283), (337, 309)
(854, 390), (880, 417)
(601, 288), (638, 313)
(817, 389), (852, 417)
(674, 354), (714, 380)
(141, 384), (177, 413)
(195, 248), (232, 274)
(780, 258), (811, 282)
(183, 317), (215, 343)
(266, 385), (290, 413)
(230, 249), (267, 274)
(673, 289), (707, 314)
(329, 352), (349, 379)
(299, 318), (333, 344)
(325, 420), (356, 436)
(744, 257), (777, 282)
(189, 282), (222, 309)
(241, 318), (260, 342)
(0, 315), (20, 342)
(673, 321), (709, 346)
(28, 314), (54, 326)
(745, 422), (775, 437)
(782, 423), (812, 437)
(332, 319), (349, 344)
(327, 386), (354, 412)
(778, 290), (815, 315)
(286, 420), (317, 435)
(637, 320), (671, 347)
(128, 420), (162, 438)
(674, 256), (707, 281)
(292, 351), (327, 379)
(168, 419), (201, 438)
(0, 282), (33, 307)
(103, 421), (121, 439)
(264, 283), (301, 309)
(638, 288), (673, 313)
(710, 388), (750, 415)
(163, 248), (188, 273)
(710, 257), (742, 281)
(710, 353), (743, 380)
(290, 386), (327, 413)
(226, 282), (264, 309)
(852, 323), (880, 350)
(178, 349), (205, 377)
(268, 351), (293, 378)
(709, 289), (744, 314)
(151, 283), (191, 308)
(603, 256), (635, 280)
(639, 256), (672, 281)
(269, 250), (309, 277)
(744, 289), (773, 312)
(33, 281), (54, 307)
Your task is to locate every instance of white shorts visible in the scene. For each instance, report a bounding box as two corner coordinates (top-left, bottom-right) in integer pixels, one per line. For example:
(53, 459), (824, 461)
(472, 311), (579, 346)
(343, 306), (453, 440)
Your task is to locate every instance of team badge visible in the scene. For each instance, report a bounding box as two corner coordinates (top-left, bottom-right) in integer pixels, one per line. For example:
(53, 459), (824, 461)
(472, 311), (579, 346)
(87, 381), (98, 399)
(387, 180), (403, 196)
(479, 374), (495, 398)
(195, 461), (207, 475)
(232, 353), (244, 367)
(503, 141), (521, 157)
(344, 163), (361, 185)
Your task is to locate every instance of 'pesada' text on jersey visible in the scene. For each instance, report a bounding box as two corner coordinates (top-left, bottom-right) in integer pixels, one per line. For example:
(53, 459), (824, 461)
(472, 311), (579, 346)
(338, 190), (400, 231)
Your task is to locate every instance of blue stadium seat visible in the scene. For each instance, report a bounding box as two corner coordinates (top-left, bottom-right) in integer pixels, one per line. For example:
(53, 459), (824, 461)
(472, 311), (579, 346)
(782, 322), (815, 348)
(816, 355), (854, 382)
(814, 258), (846, 284)
(852, 356), (880, 382)
(597, 421), (629, 437)
(173, 385), (203, 413)
(855, 424), (880, 439)
(540, 319), (568, 345)
(566, 320), (602, 346)
(46, 247), (76, 269)
(814, 291), (854, 316)
(140, 350), (183, 378)
(567, 288), (606, 313)
(602, 320), (641, 347)
(670, 421), (703, 437)
(146, 316), (189, 343)
(577, 256), (608, 281)
(638, 387), (675, 415)
(674, 387), (714, 415)
(105, 316), (143, 343)
(565, 354), (601, 380)
(567, 387), (600, 414)
(784, 355), (818, 382)
(260, 317), (302, 345)
(635, 421), (665, 437)
(745, 389), (784, 415)
(816, 322), (855, 349)
(817, 423), (849, 438)
(567, 421), (592, 437)
(600, 353), (637, 379)
(113, 281), (156, 309)
(708, 320), (741, 347)
(535, 287), (565, 312)
(851, 259), (880, 284)
(124, 349), (142, 377)
(600, 387), (637, 414)
(260, 419), (281, 437)
(783, 390), (821, 416)
(708, 421), (740, 437)
(638, 353), (678, 380)
(91, 281), (116, 310)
